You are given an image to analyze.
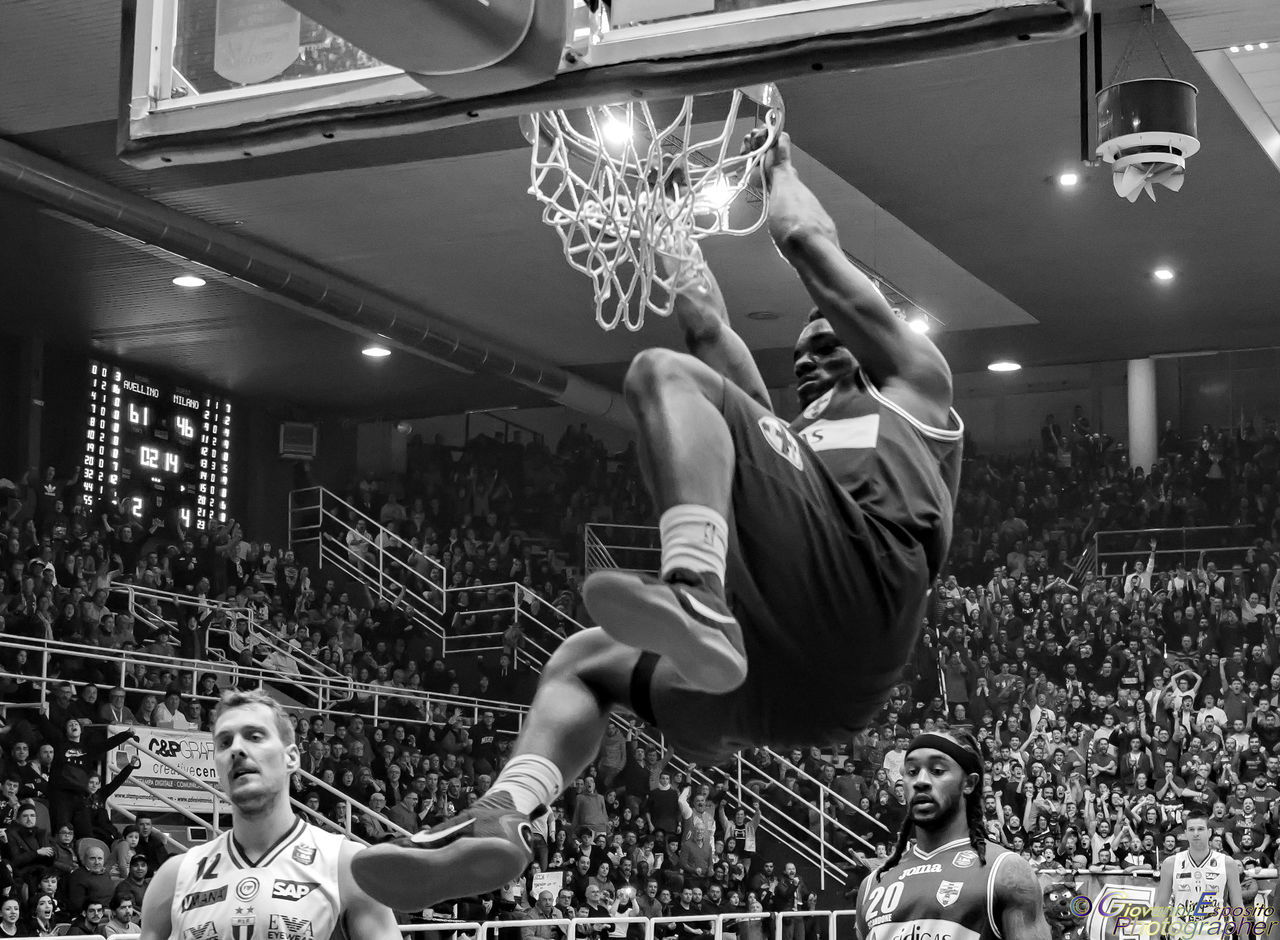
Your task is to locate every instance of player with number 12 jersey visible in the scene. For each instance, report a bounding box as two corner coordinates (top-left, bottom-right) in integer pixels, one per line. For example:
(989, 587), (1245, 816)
(140, 691), (397, 940)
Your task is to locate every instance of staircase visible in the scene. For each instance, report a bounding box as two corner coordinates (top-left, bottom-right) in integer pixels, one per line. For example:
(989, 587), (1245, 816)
(289, 488), (892, 886)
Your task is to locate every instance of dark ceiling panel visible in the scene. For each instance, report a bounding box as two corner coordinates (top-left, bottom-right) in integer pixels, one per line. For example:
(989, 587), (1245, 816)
(1, 0), (1279, 422)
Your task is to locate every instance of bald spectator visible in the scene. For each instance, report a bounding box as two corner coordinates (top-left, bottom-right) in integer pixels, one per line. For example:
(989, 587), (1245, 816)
(67, 843), (114, 913)
(522, 890), (564, 940)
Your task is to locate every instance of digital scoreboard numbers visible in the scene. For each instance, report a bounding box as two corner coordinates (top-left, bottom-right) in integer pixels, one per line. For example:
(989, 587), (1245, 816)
(83, 361), (232, 532)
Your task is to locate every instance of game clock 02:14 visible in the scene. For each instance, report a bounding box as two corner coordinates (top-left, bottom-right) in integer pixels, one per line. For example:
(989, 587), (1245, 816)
(83, 361), (232, 533)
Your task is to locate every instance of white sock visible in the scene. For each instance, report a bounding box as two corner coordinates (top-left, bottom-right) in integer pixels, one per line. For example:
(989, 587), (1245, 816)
(659, 504), (728, 583)
(490, 754), (564, 815)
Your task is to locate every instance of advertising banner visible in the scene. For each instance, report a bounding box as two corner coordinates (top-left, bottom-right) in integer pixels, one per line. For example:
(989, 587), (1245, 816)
(108, 723), (221, 816)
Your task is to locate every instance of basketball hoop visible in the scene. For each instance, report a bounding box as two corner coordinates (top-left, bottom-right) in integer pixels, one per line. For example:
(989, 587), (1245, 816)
(521, 85), (784, 332)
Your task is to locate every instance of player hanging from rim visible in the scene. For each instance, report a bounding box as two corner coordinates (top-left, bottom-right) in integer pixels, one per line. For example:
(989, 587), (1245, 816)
(353, 129), (963, 910)
(858, 730), (1049, 940)
(139, 689), (398, 940)
(1152, 810), (1246, 940)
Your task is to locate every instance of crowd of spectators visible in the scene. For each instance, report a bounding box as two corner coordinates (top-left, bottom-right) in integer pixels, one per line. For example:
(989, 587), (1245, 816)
(8, 404), (1280, 932)
(854, 409), (1280, 891)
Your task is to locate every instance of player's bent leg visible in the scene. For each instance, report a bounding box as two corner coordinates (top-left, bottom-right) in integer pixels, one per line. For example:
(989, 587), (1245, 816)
(586, 348), (747, 694)
(350, 629), (641, 911)
(622, 348), (732, 511)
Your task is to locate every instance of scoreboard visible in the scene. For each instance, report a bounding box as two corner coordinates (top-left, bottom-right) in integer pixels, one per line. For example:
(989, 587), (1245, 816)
(83, 360), (232, 532)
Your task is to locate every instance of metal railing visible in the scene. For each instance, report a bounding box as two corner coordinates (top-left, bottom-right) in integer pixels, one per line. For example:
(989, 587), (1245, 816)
(0, 635), (529, 741)
(317, 528), (447, 647)
(111, 581), (349, 707)
(289, 484), (447, 615)
(1094, 525), (1258, 573)
(52, 911), (845, 940)
(584, 523), (661, 577)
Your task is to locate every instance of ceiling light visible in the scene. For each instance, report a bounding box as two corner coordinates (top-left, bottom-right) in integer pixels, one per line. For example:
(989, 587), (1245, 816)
(696, 176), (736, 212)
(1245, 43), (1255, 51)
(1261, 42), (1271, 50)
(172, 275), (205, 288)
(987, 360), (1022, 373)
(909, 318), (930, 334)
(600, 113), (632, 147)
(1153, 267), (1176, 282)
(1057, 171), (1081, 187)
(361, 343), (391, 358)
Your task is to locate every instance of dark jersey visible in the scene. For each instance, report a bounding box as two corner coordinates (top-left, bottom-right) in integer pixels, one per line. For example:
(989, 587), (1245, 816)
(858, 837), (1017, 940)
(789, 371), (963, 578)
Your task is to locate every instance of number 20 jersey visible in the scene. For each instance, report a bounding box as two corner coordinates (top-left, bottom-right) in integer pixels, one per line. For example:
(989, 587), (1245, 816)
(170, 818), (348, 940)
(857, 837), (1017, 940)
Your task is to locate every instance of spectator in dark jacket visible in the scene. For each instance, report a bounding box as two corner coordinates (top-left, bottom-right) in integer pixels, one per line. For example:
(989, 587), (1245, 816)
(66, 842), (114, 914)
(4, 804), (54, 888)
(133, 815), (172, 873)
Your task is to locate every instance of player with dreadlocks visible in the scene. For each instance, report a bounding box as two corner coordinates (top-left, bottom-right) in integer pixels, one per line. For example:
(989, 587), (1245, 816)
(855, 730), (1050, 940)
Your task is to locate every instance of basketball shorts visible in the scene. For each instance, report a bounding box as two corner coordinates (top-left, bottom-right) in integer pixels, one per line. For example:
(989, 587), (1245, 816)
(630, 378), (932, 765)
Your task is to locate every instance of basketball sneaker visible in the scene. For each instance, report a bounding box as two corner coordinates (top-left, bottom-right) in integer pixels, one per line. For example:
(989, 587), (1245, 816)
(584, 567), (747, 694)
(350, 790), (535, 911)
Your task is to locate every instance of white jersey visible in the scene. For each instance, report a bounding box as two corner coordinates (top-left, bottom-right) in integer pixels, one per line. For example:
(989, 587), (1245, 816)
(1169, 849), (1230, 936)
(170, 818), (347, 940)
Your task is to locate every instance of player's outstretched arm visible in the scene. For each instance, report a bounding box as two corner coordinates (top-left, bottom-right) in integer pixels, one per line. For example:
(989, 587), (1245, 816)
(760, 133), (952, 429)
(138, 855), (181, 940)
(656, 246), (771, 411)
(995, 853), (1052, 940)
(340, 841), (401, 938)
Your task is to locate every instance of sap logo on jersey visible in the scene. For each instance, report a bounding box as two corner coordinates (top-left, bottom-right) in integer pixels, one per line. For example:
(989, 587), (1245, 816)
(272, 880), (320, 901)
(181, 887), (228, 912)
(899, 864), (943, 878)
(268, 914), (314, 940)
(757, 416), (804, 471)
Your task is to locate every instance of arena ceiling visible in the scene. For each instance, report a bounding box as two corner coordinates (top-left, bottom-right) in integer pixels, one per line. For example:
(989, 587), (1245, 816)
(0, 0), (1278, 419)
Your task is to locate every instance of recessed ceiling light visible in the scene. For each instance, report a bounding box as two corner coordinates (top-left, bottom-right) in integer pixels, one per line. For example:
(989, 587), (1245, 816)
(1245, 43), (1255, 51)
(1058, 171), (1081, 187)
(172, 275), (205, 288)
(1261, 42), (1271, 50)
(1153, 267), (1176, 282)
(909, 318), (930, 334)
(1230, 45), (1241, 53)
(988, 360), (1022, 373)
(361, 343), (392, 358)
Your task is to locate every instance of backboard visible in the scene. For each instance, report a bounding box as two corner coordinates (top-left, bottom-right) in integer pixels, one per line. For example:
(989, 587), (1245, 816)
(119, 0), (1089, 168)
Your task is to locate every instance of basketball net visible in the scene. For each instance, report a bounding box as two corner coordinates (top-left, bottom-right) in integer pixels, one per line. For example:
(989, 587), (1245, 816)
(521, 85), (784, 332)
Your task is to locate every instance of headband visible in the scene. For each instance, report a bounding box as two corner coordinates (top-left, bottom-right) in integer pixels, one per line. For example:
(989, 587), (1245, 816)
(906, 733), (983, 778)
